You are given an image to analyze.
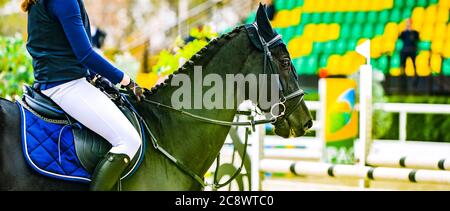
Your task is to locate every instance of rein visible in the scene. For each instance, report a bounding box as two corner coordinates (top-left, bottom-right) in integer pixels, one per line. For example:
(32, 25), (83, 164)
(123, 24), (305, 190)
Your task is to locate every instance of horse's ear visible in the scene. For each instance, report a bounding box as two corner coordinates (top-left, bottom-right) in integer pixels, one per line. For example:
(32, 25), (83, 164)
(255, 3), (276, 42)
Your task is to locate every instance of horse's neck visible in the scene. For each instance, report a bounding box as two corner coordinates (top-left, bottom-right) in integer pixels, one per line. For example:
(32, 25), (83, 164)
(139, 31), (254, 188)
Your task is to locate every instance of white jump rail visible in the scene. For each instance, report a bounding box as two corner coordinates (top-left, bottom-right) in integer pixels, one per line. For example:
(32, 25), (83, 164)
(261, 159), (450, 185)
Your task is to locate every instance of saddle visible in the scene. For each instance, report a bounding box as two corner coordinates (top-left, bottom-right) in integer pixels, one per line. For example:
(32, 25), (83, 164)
(17, 85), (145, 183)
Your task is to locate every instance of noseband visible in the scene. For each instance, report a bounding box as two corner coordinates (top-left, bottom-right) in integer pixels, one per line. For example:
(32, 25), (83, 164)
(245, 23), (305, 122)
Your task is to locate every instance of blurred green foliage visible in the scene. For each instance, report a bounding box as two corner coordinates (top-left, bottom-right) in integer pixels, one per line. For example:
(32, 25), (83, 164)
(381, 96), (450, 142)
(0, 35), (34, 100)
(152, 25), (218, 75)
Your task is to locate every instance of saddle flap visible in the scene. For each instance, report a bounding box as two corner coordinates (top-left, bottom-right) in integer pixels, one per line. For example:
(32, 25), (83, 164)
(73, 105), (143, 178)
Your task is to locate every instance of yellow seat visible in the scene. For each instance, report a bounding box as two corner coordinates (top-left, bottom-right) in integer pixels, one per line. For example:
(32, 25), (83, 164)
(303, 24), (317, 40)
(316, 24), (328, 42)
(424, 5), (437, 25)
(433, 24), (447, 41)
(288, 37), (313, 58)
(412, 7), (425, 30)
(416, 51), (431, 77)
(289, 8), (302, 26)
(439, 0), (450, 9)
(382, 36), (396, 54)
(431, 38), (445, 54)
(328, 24), (341, 40)
(405, 58), (416, 76)
(382, 0), (394, 10)
(327, 55), (342, 75)
(371, 36), (383, 58)
(384, 23), (399, 39)
(390, 68), (402, 76)
(431, 53), (443, 74)
(303, 0), (314, 12)
(420, 24), (434, 41)
(360, 0), (371, 11)
(437, 7), (449, 23)
(272, 10), (291, 28)
(443, 40), (450, 58)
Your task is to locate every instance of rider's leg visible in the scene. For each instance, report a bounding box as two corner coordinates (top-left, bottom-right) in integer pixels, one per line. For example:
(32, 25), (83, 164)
(42, 78), (141, 191)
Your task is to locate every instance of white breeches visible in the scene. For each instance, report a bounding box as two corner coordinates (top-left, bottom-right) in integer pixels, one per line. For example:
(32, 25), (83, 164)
(42, 78), (141, 159)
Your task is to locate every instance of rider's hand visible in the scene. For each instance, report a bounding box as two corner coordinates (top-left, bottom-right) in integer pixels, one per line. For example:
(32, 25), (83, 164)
(123, 79), (145, 102)
(93, 75), (120, 95)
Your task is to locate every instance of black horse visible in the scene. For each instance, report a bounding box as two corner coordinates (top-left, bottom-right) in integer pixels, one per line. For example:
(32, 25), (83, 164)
(0, 5), (313, 191)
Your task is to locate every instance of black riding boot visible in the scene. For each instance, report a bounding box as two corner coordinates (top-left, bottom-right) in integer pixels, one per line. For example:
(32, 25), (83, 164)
(90, 153), (130, 191)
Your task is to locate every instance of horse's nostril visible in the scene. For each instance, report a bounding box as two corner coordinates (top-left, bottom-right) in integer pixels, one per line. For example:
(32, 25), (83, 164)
(304, 120), (313, 130)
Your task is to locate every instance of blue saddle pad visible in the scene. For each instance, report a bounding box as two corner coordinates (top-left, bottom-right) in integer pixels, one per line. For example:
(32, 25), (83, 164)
(17, 102), (92, 183)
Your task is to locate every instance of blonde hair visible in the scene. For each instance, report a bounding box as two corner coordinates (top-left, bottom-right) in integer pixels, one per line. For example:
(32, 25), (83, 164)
(21, 0), (36, 12)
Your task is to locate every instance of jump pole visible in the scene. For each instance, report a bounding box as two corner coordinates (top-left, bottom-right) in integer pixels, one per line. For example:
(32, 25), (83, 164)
(356, 40), (373, 188)
(367, 155), (450, 171)
(261, 159), (450, 185)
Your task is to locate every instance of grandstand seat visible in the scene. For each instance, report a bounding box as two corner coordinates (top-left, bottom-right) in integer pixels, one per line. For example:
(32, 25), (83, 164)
(430, 53), (442, 75)
(443, 59), (450, 76)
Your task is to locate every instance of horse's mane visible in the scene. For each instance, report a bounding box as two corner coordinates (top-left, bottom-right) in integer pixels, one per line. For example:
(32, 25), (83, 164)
(145, 25), (246, 96)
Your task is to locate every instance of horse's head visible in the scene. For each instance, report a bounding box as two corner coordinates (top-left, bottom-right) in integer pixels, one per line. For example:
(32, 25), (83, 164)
(245, 4), (313, 138)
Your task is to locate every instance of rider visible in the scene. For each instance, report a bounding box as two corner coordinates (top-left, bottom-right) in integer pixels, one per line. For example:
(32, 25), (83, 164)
(21, 0), (145, 190)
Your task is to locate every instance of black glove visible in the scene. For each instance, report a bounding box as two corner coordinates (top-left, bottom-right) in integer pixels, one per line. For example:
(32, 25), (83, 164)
(92, 75), (120, 95)
(122, 79), (145, 102)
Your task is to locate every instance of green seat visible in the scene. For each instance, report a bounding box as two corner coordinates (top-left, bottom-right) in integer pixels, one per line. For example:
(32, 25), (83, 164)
(375, 23), (385, 36)
(295, 24), (305, 36)
(443, 59), (450, 76)
(296, 0), (305, 7)
(344, 12), (355, 24)
(245, 12), (257, 24)
(322, 12), (333, 24)
(319, 54), (329, 68)
(311, 13), (322, 24)
(284, 26), (296, 42)
(334, 12), (345, 23)
(367, 12), (378, 24)
(378, 10), (390, 23)
(275, 0), (288, 10)
(306, 55), (319, 75)
(313, 42), (325, 54)
(394, 0), (405, 8)
(355, 12), (367, 24)
(390, 9), (401, 22)
(301, 13), (312, 24)
(416, 0), (428, 7)
(418, 41), (431, 51)
(351, 24), (363, 39)
(273, 0), (286, 11)
(405, 0), (416, 9)
(402, 9), (412, 20)
(336, 39), (347, 55)
(362, 24), (374, 38)
(340, 23), (352, 39)
(294, 57), (306, 74)
(347, 39), (358, 51)
(429, 0), (438, 4)
(286, 0), (297, 10)
(395, 40), (404, 52)
(377, 56), (389, 74)
(390, 53), (401, 68)
(324, 41), (336, 54)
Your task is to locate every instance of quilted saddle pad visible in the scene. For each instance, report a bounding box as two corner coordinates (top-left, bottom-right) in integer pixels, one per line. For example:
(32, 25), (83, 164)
(17, 101), (145, 183)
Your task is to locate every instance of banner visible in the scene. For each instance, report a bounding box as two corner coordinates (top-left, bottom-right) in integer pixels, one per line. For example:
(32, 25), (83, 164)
(321, 78), (358, 164)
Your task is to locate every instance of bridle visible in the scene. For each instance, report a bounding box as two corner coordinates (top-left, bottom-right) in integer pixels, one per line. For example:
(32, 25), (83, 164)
(124, 24), (305, 190)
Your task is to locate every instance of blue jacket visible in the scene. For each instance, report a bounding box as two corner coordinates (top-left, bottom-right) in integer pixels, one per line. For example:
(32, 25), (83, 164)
(26, 0), (124, 89)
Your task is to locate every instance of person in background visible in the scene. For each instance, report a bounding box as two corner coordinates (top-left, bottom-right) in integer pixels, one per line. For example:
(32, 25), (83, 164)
(21, 0), (145, 191)
(92, 26), (107, 50)
(398, 19), (420, 92)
